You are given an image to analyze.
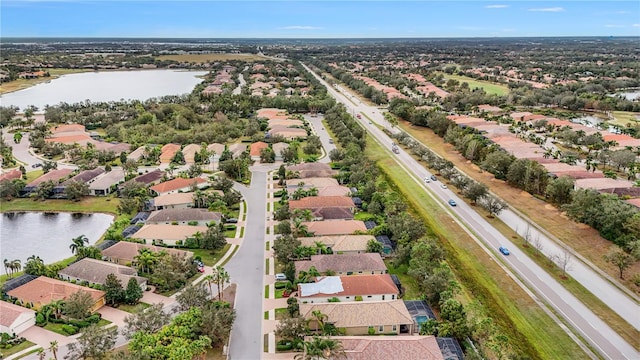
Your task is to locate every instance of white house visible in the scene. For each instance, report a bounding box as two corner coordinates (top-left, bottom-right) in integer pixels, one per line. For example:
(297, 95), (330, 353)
(297, 274), (399, 303)
(0, 300), (36, 335)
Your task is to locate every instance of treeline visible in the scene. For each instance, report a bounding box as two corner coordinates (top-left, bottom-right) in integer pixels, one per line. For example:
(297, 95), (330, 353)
(308, 60), (389, 105)
(388, 100), (639, 254)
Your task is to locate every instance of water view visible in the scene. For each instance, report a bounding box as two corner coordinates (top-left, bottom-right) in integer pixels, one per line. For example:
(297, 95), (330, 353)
(0, 212), (113, 274)
(0, 69), (208, 110)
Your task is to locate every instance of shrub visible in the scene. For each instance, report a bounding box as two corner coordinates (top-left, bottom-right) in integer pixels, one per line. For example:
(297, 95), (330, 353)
(187, 221), (198, 226)
(87, 314), (101, 323)
(69, 319), (90, 328)
(274, 281), (288, 289)
(35, 313), (46, 326)
(355, 295), (363, 301)
(368, 326), (375, 335)
(276, 340), (293, 351)
(327, 297), (340, 302)
(62, 324), (79, 335)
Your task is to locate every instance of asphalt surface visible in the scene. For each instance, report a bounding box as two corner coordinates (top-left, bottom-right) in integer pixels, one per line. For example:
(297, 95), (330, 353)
(2, 129), (76, 171)
(226, 168), (269, 360)
(302, 63), (639, 360)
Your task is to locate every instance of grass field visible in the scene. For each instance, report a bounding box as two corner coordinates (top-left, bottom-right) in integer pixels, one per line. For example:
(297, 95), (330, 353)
(0, 340), (35, 358)
(115, 302), (151, 314)
(610, 111), (640, 127)
(365, 136), (588, 359)
(189, 244), (232, 266)
(0, 69), (93, 95)
(157, 53), (267, 63)
(0, 196), (119, 214)
(438, 72), (510, 96)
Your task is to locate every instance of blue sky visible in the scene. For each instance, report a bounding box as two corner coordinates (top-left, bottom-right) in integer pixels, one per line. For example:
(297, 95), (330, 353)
(2, 1), (639, 38)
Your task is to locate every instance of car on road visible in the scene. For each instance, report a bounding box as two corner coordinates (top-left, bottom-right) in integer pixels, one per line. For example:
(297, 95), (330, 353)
(499, 246), (510, 256)
(430, 175), (437, 181)
(440, 184), (448, 189)
(329, 139), (334, 144)
(423, 177), (430, 183)
(392, 147), (400, 154)
(275, 273), (287, 281)
(31, 163), (42, 168)
(226, 218), (238, 224)
(448, 199), (457, 206)
(368, 121), (372, 124)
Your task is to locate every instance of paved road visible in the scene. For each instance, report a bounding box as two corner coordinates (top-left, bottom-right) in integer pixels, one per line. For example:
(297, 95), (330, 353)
(226, 167), (270, 360)
(302, 63), (639, 359)
(232, 71), (246, 95)
(303, 113), (336, 164)
(1, 129), (76, 171)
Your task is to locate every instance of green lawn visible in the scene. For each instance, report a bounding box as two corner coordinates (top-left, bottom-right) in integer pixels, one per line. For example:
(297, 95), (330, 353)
(264, 285), (269, 299)
(188, 244), (232, 266)
(275, 307), (288, 320)
(24, 170), (43, 182)
(275, 288), (287, 299)
(385, 263), (420, 300)
(0, 196), (119, 213)
(610, 111), (639, 127)
(365, 137), (588, 359)
(44, 318), (111, 336)
(224, 229), (236, 238)
(265, 258), (270, 275)
(439, 72), (510, 96)
(0, 340), (35, 358)
(115, 302), (151, 314)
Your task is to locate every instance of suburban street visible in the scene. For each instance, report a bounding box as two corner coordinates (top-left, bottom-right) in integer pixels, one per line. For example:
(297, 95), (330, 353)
(302, 63), (639, 360)
(226, 167), (270, 360)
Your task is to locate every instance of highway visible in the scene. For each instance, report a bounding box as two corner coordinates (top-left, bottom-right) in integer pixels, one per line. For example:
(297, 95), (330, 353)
(302, 63), (640, 360)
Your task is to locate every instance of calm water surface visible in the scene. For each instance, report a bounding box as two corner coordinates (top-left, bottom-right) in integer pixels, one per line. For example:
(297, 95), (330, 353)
(0, 69), (208, 110)
(0, 212), (113, 274)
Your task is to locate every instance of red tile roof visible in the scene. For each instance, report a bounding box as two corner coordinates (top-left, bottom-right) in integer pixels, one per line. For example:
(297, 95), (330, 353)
(150, 177), (207, 194)
(7, 276), (104, 305)
(250, 141), (269, 156)
(289, 196), (354, 209)
(298, 274), (398, 298)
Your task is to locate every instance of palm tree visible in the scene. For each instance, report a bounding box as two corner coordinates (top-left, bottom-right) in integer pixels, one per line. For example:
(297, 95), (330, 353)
(3, 259), (10, 277)
(295, 336), (346, 360)
(292, 219), (309, 238)
(69, 235), (89, 254)
(133, 249), (157, 274)
(212, 266), (230, 301)
(36, 348), (46, 360)
(307, 266), (321, 280)
(9, 259), (21, 277)
(203, 274), (214, 300)
(49, 340), (59, 360)
(307, 310), (329, 334)
(49, 299), (64, 320)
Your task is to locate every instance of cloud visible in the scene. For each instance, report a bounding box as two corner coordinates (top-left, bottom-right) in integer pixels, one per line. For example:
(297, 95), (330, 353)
(605, 24), (625, 28)
(279, 26), (322, 30)
(633, 24), (640, 27)
(528, 7), (564, 12)
(485, 4), (509, 9)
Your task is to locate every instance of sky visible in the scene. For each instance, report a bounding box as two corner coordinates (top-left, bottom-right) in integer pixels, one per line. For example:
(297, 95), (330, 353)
(1, 1), (639, 38)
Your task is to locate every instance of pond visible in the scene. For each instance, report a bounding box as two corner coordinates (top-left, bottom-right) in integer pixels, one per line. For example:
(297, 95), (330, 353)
(0, 69), (208, 111)
(611, 90), (640, 101)
(0, 212), (113, 274)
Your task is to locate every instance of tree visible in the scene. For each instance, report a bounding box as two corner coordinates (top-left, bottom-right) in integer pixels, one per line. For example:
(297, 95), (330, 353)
(273, 234), (301, 264)
(463, 181), (488, 204)
(125, 277), (143, 305)
(556, 249), (572, 277)
(545, 176), (575, 205)
(604, 247), (635, 279)
(176, 283), (209, 311)
(34, 180), (55, 199)
(42, 160), (57, 174)
(64, 290), (93, 320)
(275, 315), (307, 342)
(76, 246), (102, 260)
(104, 273), (124, 305)
(122, 302), (170, 339)
(282, 146), (299, 163)
(65, 324), (117, 360)
(211, 266), (230, 302)
(295, 336), (346, 360)
(481, 195), (508, 217)
(366, 239), (383, 254)
(439, 298), (470, 339)
(69, 235), (89, 255)
(186, 163), (202, 178)
(0, 178), (25, 199)
(198, 224), (227, 250)
(199, 303), (236, 347)
(133, 249), (157, 274)
(260, 147), (275, 163)
(49, 340), (59, 360)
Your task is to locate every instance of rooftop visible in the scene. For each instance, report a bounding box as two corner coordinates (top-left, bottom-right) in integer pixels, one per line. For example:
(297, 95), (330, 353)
(101, 241), (193, 263)
(150, 177), (208, 194)
(0, 300), (35, 327)
(7, 276), (105, 305)
(146, 208), (222, 223)
(332, 335), (444, 360)
(302, 220), (367, 236)
(299, 300), (413, 328)
(153, 192), (195, 207)
(298, 274), (398, 298)
(131, 224), (208, 241)
(58, 258), (146, 286)
(295, 253), (386, 275)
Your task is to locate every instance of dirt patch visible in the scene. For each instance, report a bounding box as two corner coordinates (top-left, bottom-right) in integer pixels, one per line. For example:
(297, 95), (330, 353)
(401, 121), (640, 293)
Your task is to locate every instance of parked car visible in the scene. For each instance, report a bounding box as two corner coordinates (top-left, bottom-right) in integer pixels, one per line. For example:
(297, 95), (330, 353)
(329, 139), (334, 144)
(275, 273), (287, 281)
(499, 246), (510, 256)
(31, 163), (42, 168)
(423, 177), (431, 183)
(448, 199), (457, 206)
(430, 175), (437, 181)
(226, 218), (238, 224)
(198, 267), (205, 273)
(440, 184), (448, 189)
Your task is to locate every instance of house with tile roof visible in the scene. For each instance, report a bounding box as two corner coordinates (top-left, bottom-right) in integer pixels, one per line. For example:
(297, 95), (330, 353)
(272, 142), (289, 161)
(0, 300), (35, 335)
(298, 274), (399, 303)
(89, 168), (125, 196)
(150, 192), (195, 210)
(7, 276), (105, 312)
(22, 168), (74, 195)
(300, 300), (414, 335)
(317, 185), (351, 197)
(130, 224), (208, 246)
(101, 241), (193, 266)
(126, 169), (165, 187)
(286, 177), (340, 189)
(0, 169), (22, 183)
(302, 220), (367, 236)
(329, 335), (445, 360)
(228, 143), (247, 159)
(150, 177), (208, 196)
(182, 144), (202, 164)
(58, 258), (147, 291)
(53, 167), (105, 197)
(295, 253), (387, 277)
(287, 163), (336, 178)
(159, 144), (181, 163)
(290, 196), (355, 220)
(250, 141), (269, 161)
(127, 146), (146, 162)
(298, 235), (374, 254)
(146, 208), (222, 226)
(269, 126), (307, 140)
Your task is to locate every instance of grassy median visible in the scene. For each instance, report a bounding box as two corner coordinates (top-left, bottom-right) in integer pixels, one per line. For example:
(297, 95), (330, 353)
(365, 137), (588, 359)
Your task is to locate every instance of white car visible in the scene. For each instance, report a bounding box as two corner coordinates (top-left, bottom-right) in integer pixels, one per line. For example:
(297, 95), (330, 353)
(275, 273), (287, 281)
(440, 184), (448, 189)
(423, 177), (430, 183)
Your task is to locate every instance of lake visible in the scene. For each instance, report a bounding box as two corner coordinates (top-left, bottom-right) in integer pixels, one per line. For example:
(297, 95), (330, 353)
(0, 69), (208, 111)
(0, 212), (113, 274)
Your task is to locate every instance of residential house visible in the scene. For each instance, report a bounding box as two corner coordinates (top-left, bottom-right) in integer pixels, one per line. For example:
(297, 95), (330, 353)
(329, 335), (445, 360)
(272, 142), (289, 161)
(125, 169), (165, 188)
(269, 126), (307, 140)
(130, 224), (208, 246)
(58, 258), (147, 291)
(53, 167), (105, 197)
(250, 141), (269, 161)
(101, 241), (193, 266)
(22, 168), (73, 195)
(287, 163), (336, 178)
(299, 300), (414, 335)
(286, 177), (340, 190)
(228, 143), (247, 159)
(298, 235), (375, 254)
(207, 143), (226, 170)
(295, 253), (387, 276)
(159, 143), (181, 163)
(7, 276), (105, 312)
(297, 274), (399, 303)
(289, 196), (355, 220)
(0, 301), (35, 335)
(150, 192), (195, 210)
(146, 208), (222, 226)
(268, 119), (304, 128)
(150, 177), (208, 196)
(476, 104), (503, 115)
(127, 146), (146, 162)
(182, 144), (201, 164)
(89, 168), (125, 196)
(317, 185), (351, 197)
(301, 220), (367, 236)
(0, 169), (22, 183)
